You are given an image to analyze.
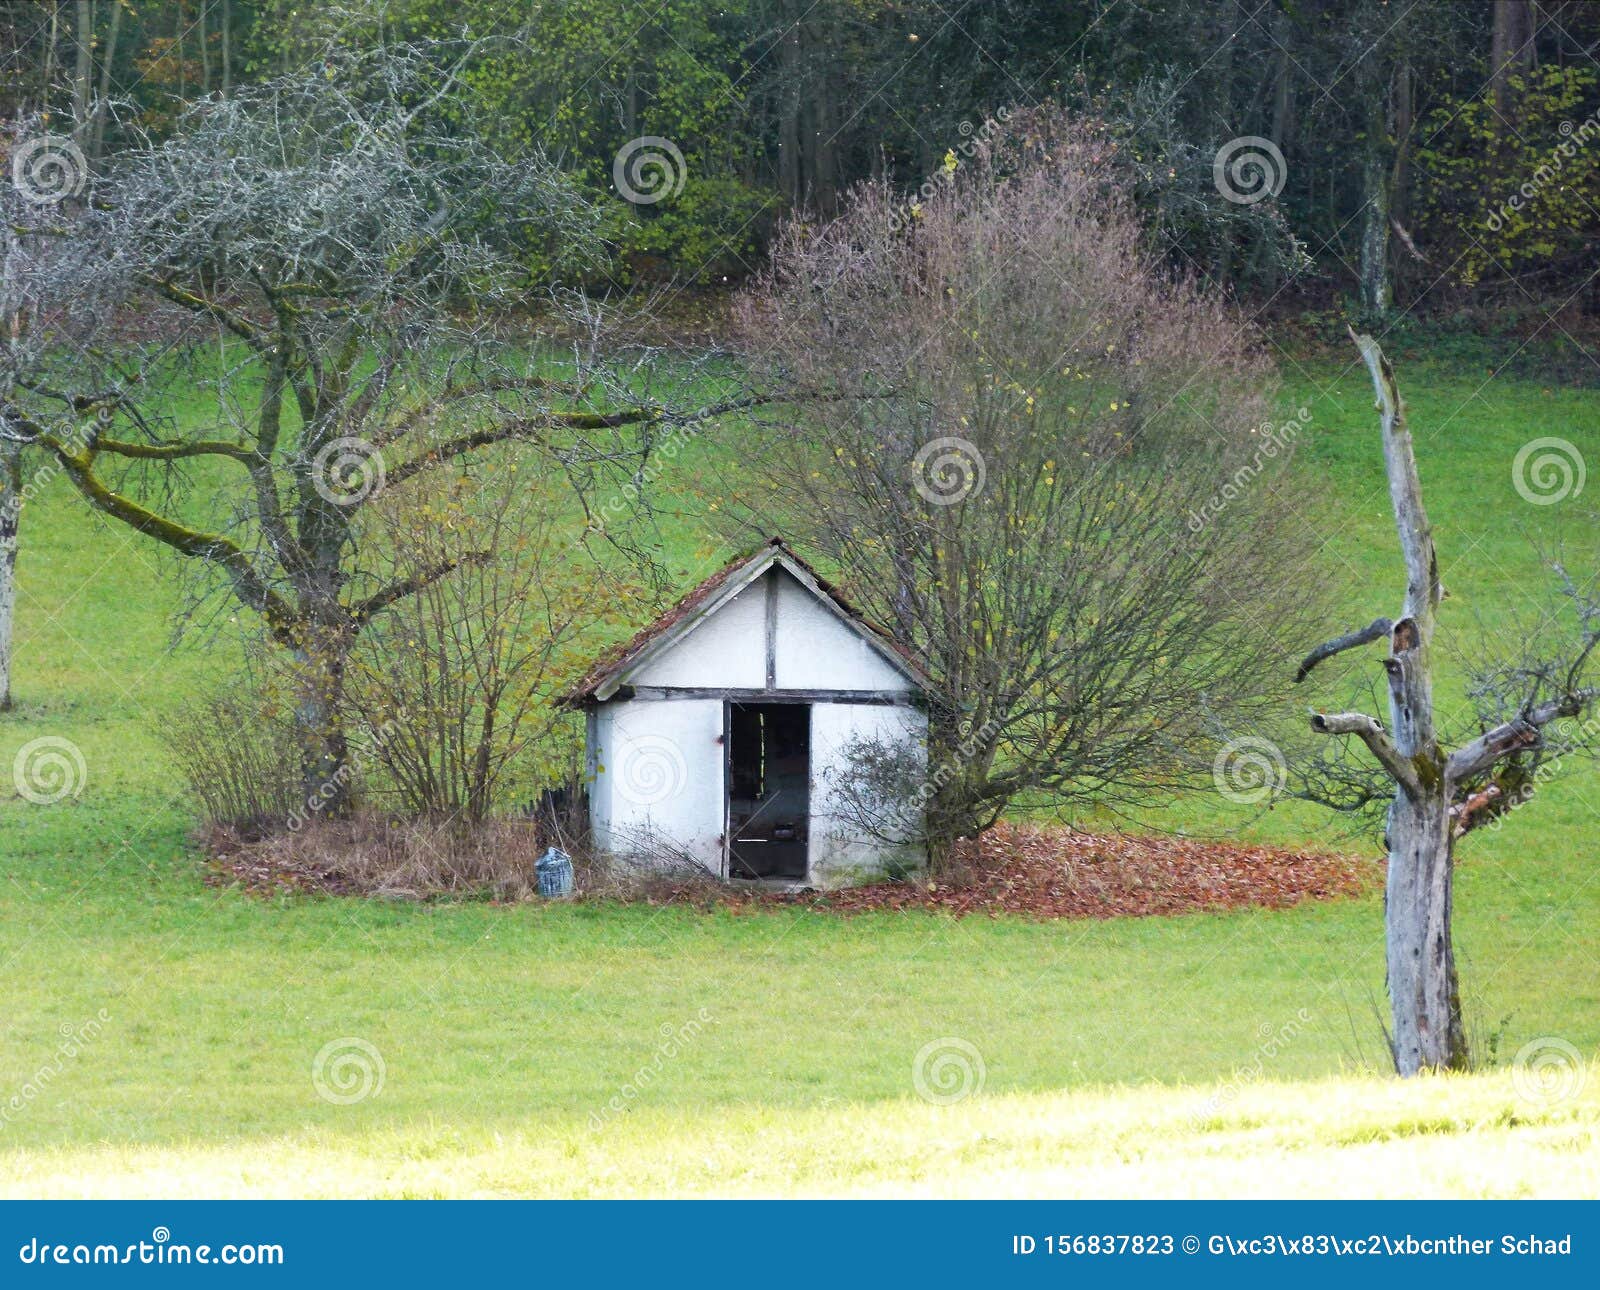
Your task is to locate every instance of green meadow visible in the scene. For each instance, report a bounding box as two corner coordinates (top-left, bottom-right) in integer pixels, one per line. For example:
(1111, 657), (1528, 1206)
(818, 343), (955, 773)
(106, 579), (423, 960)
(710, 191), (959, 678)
(2, 351), (1597, 1197)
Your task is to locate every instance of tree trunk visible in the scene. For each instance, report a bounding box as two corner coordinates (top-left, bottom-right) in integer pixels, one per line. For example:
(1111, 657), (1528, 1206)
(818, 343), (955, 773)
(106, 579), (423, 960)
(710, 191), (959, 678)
(1383, 612), (1464, 1073)
(1, 215), (24, 713)
(1491, 0), (1535, 125)
(220, 0), (232, 94)
(291, 640), (351, 816)
(70, 0), (93, 137)
(198, 0), (212, 96)
(42, 3), (60, 116)
(812, 76), (838, 216)
(1384, 785), (1466, 1073)
(777, 14), (802, 207)
(0, 446), (19, 713)
(1356, 333), (1467, 1073)
(1269, 5), (1293, 152)
(1359, 100), (1391, 318)
(289, 396), (359, 815)
(1355, 4), (1393, 320)
(89, 0), (121, 168)
(175, 0), (187, 104)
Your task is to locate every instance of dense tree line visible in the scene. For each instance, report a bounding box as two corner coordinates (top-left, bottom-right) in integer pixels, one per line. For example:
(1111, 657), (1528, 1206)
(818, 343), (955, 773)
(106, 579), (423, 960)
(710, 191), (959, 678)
(3, 1), (1598, 314)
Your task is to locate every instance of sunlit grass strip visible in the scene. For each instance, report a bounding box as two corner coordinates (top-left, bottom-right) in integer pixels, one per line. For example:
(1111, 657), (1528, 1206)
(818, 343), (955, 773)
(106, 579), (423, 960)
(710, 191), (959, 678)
(3, 1071), (1595, 1199)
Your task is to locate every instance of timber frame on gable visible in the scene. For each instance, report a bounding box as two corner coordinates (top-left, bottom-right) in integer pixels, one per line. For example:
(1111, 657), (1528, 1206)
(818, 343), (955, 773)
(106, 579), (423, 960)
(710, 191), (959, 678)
(561, 537), (932, 706)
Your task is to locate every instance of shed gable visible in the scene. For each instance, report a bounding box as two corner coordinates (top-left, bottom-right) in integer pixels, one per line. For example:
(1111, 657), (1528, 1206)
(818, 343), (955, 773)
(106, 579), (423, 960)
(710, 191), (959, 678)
(563, 538), (932, 704)
(629, 576), (767, 689)
(628, 566), (913, 694)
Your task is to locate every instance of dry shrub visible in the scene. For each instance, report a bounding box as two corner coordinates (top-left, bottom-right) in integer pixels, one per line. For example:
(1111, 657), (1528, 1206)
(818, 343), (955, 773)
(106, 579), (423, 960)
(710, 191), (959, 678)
(570, 843), (728, 904)
(737, 105), (1320, 849)
(170, 688), (301, 837)
(207, 816), (714, 904)
(342, 469), (638, 823)
(206, 812), (549, 901)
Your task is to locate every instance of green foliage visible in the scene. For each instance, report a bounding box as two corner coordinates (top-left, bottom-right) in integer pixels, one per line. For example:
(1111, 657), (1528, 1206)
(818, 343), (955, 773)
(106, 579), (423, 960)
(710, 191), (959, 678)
(1090, 74), (1310, 293)
(15, 0), (1600, 307)
(616, 176), (778, 282)
(416, 0), (772, 282)
(1415, 65), (1600, 288)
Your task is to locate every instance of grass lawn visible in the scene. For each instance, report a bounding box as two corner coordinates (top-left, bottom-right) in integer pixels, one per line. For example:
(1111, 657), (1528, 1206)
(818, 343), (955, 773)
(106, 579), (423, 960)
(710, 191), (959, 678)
(2, 345), (1597, 1198)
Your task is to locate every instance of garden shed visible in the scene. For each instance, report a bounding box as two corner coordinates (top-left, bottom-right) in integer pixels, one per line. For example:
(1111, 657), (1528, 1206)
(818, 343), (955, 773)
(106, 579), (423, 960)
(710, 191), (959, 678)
(565, 538), (932, 886)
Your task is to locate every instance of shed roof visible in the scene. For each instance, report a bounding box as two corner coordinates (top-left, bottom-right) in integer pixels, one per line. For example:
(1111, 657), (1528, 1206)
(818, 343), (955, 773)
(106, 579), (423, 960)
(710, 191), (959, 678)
(563, 537), (932, 703)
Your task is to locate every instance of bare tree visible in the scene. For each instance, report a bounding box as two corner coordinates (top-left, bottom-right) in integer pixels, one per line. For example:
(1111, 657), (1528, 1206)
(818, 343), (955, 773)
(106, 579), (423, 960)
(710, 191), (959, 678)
(0, 43), (749, 808)
(0, 114), (72, 713)
(0, 438), (17, 711)
(738, 109), (1317, 861)
(1301, 331), (1599, 1076)
(341, 470), (639, 824)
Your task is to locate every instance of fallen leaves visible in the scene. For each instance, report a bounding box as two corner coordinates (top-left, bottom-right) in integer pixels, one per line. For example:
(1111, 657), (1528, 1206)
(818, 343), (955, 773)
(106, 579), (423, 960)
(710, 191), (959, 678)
(206, 818), (1380, 923)
(768, 823), (1379, 921)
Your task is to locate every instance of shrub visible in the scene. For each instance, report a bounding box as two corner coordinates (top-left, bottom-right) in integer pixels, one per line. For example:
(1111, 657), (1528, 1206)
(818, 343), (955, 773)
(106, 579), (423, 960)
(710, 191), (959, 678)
(738, 106), (1318, 856)
(206, 813), (546, 901)
(341, 468), (639, 823)
(170, 689), (301, 836)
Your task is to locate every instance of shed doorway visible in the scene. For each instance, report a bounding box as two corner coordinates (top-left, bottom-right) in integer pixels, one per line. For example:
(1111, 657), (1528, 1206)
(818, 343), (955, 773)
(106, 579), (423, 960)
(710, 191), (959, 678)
(727, 702), (810, 881)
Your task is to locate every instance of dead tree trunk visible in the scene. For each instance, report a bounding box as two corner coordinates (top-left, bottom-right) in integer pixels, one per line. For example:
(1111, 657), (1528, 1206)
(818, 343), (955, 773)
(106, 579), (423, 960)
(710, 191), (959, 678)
(1306, 332), (1596, 1075)
(1314, 331), (1459, 1072)
(1, 217), (25, 713)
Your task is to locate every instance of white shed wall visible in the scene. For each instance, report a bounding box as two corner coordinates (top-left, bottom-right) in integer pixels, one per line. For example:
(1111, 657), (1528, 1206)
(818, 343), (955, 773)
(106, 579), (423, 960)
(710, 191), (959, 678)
(591, 696), (725, 877)
(630, 582), (766, 689)
(773, 575), (908, 692)
(808, 701), (929, 883)
(586, 561), (930, 886)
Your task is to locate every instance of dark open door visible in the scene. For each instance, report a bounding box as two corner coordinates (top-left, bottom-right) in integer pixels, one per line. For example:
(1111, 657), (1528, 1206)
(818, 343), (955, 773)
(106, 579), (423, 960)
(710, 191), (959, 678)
(727, 702), (809, 880)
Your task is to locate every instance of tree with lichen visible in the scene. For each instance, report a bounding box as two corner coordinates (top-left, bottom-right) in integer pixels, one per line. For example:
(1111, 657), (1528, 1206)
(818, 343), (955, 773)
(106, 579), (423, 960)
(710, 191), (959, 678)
(1298, 331), (1599, 1076)
(0, 41), (745, 810)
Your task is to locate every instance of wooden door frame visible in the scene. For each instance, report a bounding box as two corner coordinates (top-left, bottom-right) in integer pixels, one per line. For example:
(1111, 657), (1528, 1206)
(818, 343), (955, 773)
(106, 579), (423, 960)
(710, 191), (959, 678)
(721, 697), (813, 885)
